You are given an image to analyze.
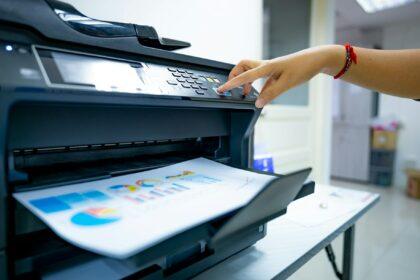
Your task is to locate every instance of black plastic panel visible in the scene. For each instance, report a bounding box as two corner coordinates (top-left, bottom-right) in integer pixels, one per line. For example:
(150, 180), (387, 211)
(0, 197), (4, 250)
(8, 104), (229, 149)
(210, 168), (312, 248)
(0, 250), (6, 279)
(34, 47), (258, 103)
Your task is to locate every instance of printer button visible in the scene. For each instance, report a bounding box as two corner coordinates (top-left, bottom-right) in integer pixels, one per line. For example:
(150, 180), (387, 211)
(186, 70), (194, 74)
(177, 69), (186, 73)
(199, 86), (208, 90)
(172, 72), (181, 77)
(191, 85), (199, 89)
(167, 80), (178, 86)
(195, 80), (203, 85)
(195, 90), (205, 95)
(177, 77), (186, 82)
(190, 75), (198, 79)
(182, 83), (191, 88)
(168, 67), (177, 72)
(181, 73), (190, 78)
(186, 79), (195, 83)
(214, 87), (231, 96)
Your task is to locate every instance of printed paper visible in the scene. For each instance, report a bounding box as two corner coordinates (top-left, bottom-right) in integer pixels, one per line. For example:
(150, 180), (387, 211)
(14, 158), (275, 259)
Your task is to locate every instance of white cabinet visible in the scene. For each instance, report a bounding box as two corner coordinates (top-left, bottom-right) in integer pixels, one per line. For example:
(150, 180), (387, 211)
(331, 81), (373, 181)
(331, 123), (370, 181)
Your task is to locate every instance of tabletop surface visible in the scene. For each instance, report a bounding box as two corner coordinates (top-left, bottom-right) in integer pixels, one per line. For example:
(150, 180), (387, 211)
(193, 184), (380, 280)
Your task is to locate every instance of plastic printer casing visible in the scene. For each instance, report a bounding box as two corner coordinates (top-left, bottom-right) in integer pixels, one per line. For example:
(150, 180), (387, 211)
(0, 0), (314, 279)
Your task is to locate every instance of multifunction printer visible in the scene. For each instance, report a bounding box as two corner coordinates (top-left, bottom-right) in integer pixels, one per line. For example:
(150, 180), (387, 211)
(0, 0), (314, 279)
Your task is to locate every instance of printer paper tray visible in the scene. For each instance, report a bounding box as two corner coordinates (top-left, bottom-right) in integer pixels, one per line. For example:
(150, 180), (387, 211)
(13, 158), (313, 279)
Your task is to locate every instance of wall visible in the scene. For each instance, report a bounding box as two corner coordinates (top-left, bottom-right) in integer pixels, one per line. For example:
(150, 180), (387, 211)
(380, 17), (420, 187)
(63, 0), (263, 64)
(335, 27), (382, 47)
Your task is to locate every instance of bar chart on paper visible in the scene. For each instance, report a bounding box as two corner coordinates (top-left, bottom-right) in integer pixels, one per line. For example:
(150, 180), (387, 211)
(105, 171), (222, 206)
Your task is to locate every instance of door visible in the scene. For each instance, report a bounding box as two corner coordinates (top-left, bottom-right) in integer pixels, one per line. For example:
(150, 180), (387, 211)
(256, 0), (335, 182)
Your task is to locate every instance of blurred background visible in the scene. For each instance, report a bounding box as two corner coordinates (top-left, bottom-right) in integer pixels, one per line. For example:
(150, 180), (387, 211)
(63, 0), (420, 279)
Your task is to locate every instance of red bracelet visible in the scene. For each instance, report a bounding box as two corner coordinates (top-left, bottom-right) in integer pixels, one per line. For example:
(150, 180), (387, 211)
(333, 43), (357, 79)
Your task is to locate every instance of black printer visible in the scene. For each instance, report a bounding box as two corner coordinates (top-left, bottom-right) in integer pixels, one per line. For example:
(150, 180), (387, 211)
(0, 1), (314, 279)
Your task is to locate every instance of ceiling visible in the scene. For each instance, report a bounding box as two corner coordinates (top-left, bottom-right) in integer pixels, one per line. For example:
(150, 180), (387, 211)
(335, 0), (420, 30)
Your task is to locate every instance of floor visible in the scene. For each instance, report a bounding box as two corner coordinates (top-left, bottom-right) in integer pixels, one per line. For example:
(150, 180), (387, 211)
(289, 180), (420, 280)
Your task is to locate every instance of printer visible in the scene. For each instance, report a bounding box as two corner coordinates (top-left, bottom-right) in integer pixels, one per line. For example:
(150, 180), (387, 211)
(0, 0), (314, 279)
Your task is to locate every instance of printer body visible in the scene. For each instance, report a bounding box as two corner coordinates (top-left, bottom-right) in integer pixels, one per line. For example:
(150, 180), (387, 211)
(0, 1), (313, 279)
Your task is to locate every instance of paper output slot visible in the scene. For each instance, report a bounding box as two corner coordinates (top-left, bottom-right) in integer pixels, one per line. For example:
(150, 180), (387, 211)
(10, 136), (229, 191)
(13, 158), (294, 259)
(11, 159), (313, 279)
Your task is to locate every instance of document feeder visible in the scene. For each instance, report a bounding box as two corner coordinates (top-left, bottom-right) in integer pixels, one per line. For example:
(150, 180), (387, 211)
(0, 0), (315, 278)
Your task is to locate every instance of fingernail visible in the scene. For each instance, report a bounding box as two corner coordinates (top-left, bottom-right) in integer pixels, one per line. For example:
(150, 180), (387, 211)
(217, 86), (224, 93)
(255, 98), (266, 108)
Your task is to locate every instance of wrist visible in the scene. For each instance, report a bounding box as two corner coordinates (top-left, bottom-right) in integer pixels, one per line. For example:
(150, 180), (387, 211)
(319, 45), (345, 76)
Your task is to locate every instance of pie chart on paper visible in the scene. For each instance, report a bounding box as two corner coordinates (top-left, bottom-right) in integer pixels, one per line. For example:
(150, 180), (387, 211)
(71, 207), (121, 226)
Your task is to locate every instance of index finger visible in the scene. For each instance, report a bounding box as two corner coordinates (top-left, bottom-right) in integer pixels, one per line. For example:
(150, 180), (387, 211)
(218, 66), (269, 93)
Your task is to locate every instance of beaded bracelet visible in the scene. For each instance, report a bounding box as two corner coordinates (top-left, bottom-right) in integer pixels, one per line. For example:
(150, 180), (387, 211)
(334, 43), (358, 79)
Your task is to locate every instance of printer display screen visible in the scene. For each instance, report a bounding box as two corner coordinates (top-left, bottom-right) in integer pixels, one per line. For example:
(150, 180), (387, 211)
(39, 49), (145, 92)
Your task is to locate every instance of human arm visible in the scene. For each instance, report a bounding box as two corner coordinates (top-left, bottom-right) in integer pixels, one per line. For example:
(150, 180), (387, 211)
(217, 45), (420, 108)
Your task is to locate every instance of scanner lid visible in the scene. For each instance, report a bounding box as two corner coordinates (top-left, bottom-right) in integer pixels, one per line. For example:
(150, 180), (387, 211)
(48, 0), (191, 51)
(0, 0), (232, 70)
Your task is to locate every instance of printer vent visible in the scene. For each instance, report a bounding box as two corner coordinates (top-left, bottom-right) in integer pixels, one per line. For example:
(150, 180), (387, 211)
(12, 138), (194, 156)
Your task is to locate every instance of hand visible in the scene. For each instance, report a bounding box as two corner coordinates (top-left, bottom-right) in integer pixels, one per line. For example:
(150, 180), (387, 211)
(218, 46), (341, 108)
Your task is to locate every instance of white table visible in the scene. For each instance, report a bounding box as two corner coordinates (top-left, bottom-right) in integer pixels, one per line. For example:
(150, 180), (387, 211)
(193, 184), (380, 280)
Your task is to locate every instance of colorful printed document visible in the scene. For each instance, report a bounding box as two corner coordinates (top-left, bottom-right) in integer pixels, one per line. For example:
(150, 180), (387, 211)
(14, 158), (276, 259)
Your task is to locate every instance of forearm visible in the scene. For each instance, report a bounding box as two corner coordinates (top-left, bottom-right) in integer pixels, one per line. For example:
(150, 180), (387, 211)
(321, 45), (420, 99)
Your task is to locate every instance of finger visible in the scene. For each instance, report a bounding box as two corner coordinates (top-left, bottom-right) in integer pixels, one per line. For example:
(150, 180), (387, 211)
(255, 75), (290, 108)
(228, 59), (258, 81)
(228, 65), (245, 81)
(260, 76), (276, 93)
(243, 83), (252, 95)
(254, 75), (277, 101)
(218, 65), (270, 93)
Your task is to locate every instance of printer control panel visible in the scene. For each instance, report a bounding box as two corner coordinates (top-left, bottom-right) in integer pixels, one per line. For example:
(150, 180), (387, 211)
(163, 66), (257, 101)
(166, 67), (223, 97)
(31, 46), (259, 103)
